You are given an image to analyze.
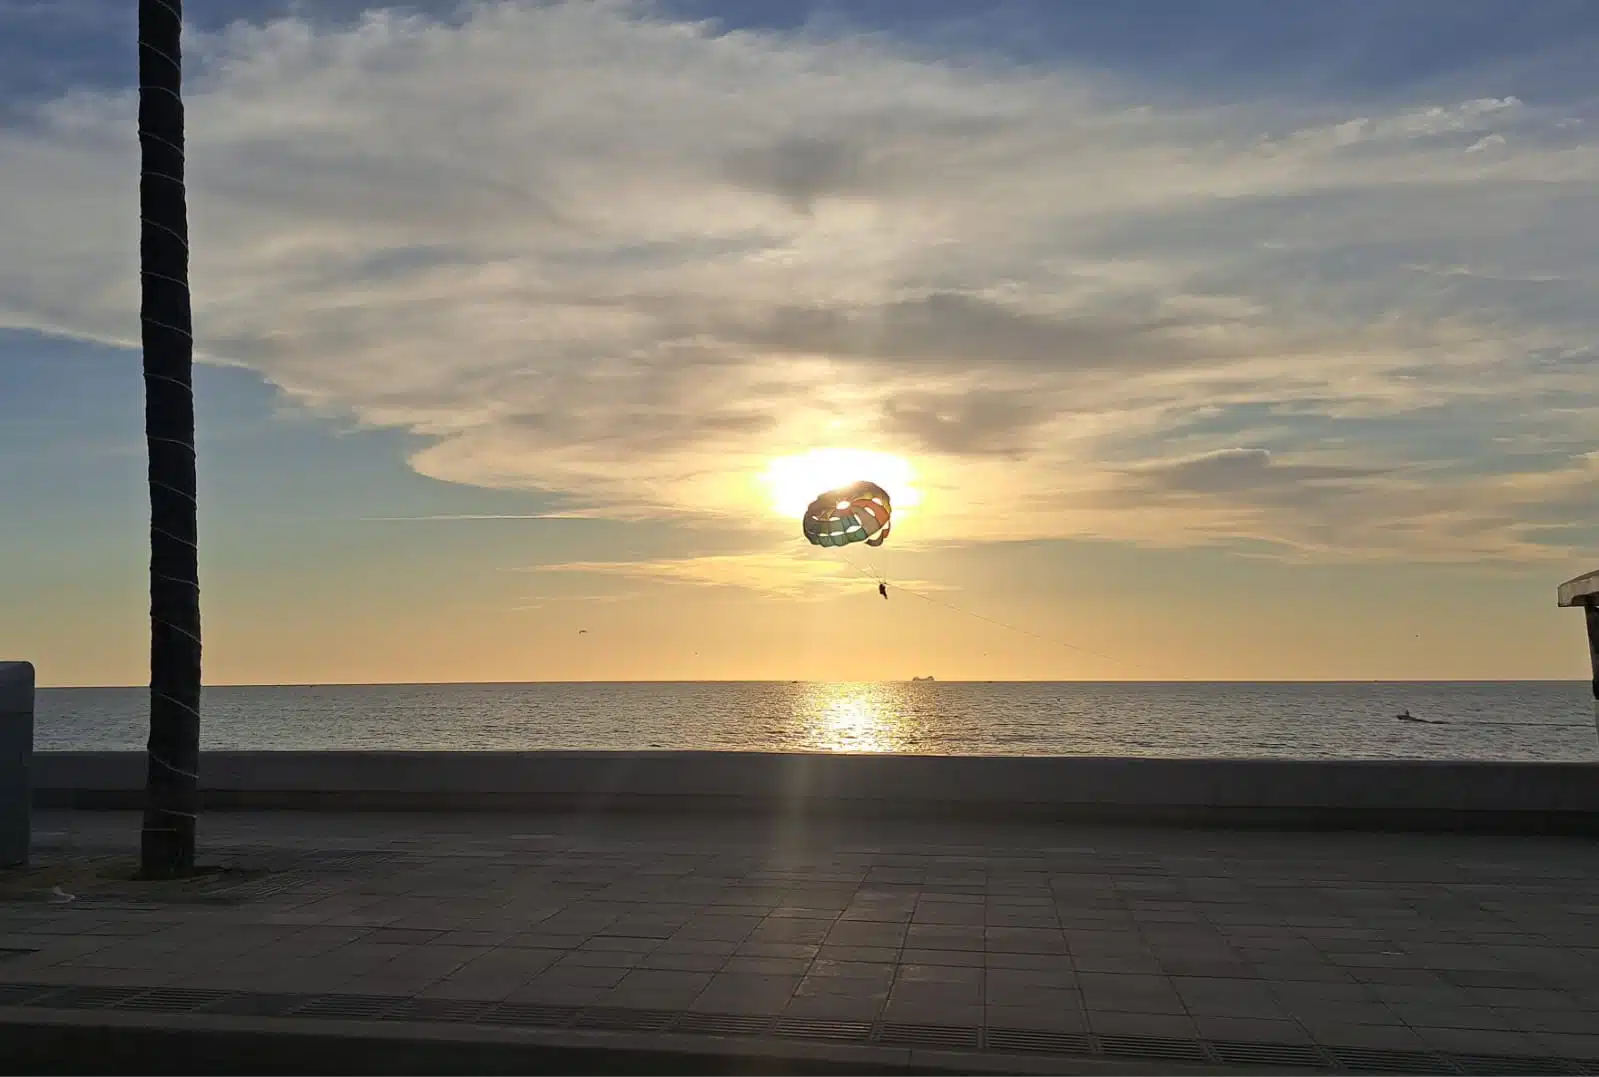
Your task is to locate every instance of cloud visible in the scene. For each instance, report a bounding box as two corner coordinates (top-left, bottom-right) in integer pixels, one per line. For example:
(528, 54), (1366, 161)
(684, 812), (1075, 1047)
(1062, 447), (1599, 563)
(879, 388), (1051, 458)
(531, 550), (909, 598)
(352, 512), (601, 521)
(1117, 447), (1390, 497)
(0, 0), (1596, 563)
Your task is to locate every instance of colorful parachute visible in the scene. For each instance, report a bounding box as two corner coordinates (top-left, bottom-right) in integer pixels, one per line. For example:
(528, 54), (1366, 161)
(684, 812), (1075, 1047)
(802, 480), (892, 548)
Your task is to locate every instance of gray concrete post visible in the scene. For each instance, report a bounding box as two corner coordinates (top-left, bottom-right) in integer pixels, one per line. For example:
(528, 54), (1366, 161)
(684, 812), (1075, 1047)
(1557, 570), (1599, 747)
(0, 661), (34, 867)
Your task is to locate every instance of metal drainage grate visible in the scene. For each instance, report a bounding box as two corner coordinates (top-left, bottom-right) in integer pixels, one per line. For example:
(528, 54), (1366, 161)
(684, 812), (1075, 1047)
(573, 1008), (674, 1033)
(43, 986), (149, 1010)
(1453, 1056), (1581, 1076)
(1098, 1035), (1211, 1063)
(0, 983), (55, 1007)
(477, 1002), (577, 1028)
(0, 948), (38, 963)
(116, 988), (234, 1014)
(1211, 1040), (1331, 1069)
(379, 998), (493, 1024)
(289, 994), (399, 1020)
(1329, 1046), (1456, 1073)
(193, 992), (310, 1018)
(984, 1028), (1092, 1056)
(879, 1023), (980, 1050)
(671, 1013), (775, 1037)
(5, 981), (1598, 1077)
(773, 1018), (872, 1043)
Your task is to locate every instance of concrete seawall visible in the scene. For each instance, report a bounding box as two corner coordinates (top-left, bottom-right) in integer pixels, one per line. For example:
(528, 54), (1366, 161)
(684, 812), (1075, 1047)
(30, 751), (1599, 832)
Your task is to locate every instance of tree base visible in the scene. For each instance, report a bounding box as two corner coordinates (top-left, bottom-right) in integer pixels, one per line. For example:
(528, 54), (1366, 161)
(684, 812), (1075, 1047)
(139, 824), (197, 877)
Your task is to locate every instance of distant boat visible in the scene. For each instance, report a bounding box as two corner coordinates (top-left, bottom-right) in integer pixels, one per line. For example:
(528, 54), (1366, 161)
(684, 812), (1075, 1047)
(1396, 709), (1446, 725)
(911, 675), (935, 682)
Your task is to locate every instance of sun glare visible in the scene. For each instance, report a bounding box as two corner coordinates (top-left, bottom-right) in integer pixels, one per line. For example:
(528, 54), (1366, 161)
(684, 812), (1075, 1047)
(761, 449), (922, 520)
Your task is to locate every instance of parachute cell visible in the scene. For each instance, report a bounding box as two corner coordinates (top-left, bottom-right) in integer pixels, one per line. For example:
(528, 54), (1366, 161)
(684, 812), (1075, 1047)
(801, 480), (892, 548)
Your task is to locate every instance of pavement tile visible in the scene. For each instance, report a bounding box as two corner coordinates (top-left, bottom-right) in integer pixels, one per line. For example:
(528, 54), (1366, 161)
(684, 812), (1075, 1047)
(888, 981), (984, 1011)
(1466, 986), (1584, 1011)
(1170, 976), (1286, 1017)
(673, 918), (761, 942)
(901, 948), (984, 968)
(1388, 1001), (1520, 1029)
(985, 981), (1082, 1009)
(911, 905), (985, 926)
(309, 941), (414, 976)
(816, 944), (900, 964)
(882, 999), (982, 1027)
(557, 948), (646, 969)
(985, 951), (1076, 972)
(374, 943), (490, 979)
(987, 967), (1077, 989)
(15, 809), (1599, 1066)
(1510, 1008), (1599, 1035)
(365, 927), (446, 945)
(1334, 961), (1442, 983)
(603, 969), (714, 1009)
(736, 939), (820, 958)
(1069, 952), (1163, 974)
(807, 960), (897, 982)
(897, 963), (983, 986)
(1086, 1010), (1199, 1038)
(1289, 1001), (1403, 1029)
(505, 932), (589, 951)
(722, 955), (813, 977)
(839, 907), (914, 924)
(985, 1003), (1088, 1032)
(690, 973), (802, 1015)
(656, 936), (741, 956)
(580, 935), (659, 953)
(784, 991), (888, 1021)
(1078, 976), (1188, 1016)
(905, 926), (985, 951)
(794, 975), (891, 1005)
(600, 920), (687, 940)
(1526, 1032), (1599, 1059)
(1408, 1026), (1544, 1055)
(1191, 1016), (1313, 1044)
(1308, 1022), (1430, 1049)
(1250, 960), (1353, 983)
(748, 919), (831, 945)
(986, 929), (1068, 954)
(768, 906), (842, 920)
(825, 922), (908, 947)
(638, 950), (727, 973)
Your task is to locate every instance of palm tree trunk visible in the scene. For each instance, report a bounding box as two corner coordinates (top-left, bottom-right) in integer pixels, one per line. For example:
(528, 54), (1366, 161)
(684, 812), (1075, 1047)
(138, 0), (201, 875)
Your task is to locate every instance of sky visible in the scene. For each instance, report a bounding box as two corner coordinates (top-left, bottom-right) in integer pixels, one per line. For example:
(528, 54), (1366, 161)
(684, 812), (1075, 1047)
(0, 0), (1596, 686)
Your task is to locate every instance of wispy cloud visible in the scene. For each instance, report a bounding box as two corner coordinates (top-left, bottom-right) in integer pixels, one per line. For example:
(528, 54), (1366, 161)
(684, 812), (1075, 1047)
(353, 512), (600, 522)
(0, 0), (1595, 565)
(530, 549), (950, 599)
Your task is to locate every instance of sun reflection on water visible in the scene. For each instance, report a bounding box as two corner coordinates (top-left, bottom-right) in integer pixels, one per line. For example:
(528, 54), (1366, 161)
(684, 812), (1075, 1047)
(796, 682), (913, 753)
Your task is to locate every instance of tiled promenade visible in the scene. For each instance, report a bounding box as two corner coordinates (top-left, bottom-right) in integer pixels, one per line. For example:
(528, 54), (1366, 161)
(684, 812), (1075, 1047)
(3, 810), (1598, 1074)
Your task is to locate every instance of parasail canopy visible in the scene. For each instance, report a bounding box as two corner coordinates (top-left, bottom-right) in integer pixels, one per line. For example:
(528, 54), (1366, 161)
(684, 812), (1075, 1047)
(802, 480), (892, 548)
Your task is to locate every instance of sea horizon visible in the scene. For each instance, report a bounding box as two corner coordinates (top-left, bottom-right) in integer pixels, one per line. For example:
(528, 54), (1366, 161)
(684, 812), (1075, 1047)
(32, 680), (1597, 761)
(35, 677), (1593, 690)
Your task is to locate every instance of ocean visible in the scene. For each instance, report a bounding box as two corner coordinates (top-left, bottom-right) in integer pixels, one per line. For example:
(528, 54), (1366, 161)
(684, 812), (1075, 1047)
(31, 680), (1597, 760)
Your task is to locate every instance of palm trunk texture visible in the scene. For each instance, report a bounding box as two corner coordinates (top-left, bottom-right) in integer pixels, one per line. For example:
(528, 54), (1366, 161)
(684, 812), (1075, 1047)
(138, 0), (201, 874)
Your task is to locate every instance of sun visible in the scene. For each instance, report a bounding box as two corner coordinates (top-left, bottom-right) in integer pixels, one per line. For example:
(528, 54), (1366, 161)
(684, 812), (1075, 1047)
(761, 448), (922, 520)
